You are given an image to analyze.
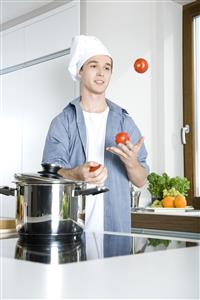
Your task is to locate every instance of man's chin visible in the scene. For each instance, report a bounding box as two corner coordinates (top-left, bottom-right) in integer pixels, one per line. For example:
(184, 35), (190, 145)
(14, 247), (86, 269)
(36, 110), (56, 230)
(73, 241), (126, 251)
(91, 88), (106, 95)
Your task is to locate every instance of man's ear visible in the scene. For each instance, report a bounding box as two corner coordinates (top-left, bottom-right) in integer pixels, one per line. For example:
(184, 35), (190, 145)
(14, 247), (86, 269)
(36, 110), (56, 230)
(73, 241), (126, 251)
(77, 72), (82, 80)
(78, 65), (84, 80)
(77, 68), (82, 80)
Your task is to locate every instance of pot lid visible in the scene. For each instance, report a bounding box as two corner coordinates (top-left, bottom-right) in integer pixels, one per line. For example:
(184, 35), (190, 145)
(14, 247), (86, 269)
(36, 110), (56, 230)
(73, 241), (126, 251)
(14, 173), (84, 185)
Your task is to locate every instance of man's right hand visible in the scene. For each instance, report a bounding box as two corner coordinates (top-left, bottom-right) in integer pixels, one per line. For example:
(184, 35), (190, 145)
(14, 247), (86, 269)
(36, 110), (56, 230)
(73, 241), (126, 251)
(58, 161), (107, 185)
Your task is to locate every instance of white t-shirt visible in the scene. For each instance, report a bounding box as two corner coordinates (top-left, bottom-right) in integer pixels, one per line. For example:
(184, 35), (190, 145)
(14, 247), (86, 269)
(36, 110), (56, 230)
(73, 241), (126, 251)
(83, 107), (109, 234)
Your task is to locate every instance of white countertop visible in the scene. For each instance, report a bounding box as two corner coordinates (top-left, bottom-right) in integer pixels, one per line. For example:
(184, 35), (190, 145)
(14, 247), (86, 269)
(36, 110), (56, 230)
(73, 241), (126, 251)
(133, 208), (200, 216)
(1, 233), (199, 299)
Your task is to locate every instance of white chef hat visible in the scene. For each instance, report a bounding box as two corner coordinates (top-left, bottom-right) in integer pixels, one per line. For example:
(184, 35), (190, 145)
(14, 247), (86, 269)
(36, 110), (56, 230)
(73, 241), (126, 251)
(68, 35), (112, 81)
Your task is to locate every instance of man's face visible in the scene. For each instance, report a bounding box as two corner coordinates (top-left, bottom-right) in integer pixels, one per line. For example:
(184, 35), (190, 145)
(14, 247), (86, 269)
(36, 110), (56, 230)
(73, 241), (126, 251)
(78, 55), (112, 95)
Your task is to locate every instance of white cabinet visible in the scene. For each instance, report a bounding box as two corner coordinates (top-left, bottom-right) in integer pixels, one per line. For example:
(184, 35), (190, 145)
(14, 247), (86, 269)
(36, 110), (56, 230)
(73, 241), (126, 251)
(1, 28), (25, 69)
(0, 56), (75, 217)
(25, 3), (80, 61)
(1, 1), (80, 69)
(0, 70), (24, 216)
(0, 1), (80, 217)
(21, 55), (75, 172)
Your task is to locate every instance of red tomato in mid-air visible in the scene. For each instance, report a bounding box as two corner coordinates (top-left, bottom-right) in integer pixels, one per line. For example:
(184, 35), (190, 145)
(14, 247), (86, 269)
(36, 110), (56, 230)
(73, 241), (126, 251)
(115, 132), (130, 144)
(89, 164), (101, 172)
(134, 58), (149, 73)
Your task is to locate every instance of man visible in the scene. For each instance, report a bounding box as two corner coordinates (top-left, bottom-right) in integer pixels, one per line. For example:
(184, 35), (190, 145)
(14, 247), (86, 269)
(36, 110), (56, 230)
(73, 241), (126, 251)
(42, 35), (149, 233)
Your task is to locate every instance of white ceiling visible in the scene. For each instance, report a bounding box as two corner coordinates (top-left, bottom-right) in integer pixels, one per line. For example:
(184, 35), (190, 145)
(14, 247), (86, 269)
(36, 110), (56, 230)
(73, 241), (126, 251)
(0, 0), (196, 26)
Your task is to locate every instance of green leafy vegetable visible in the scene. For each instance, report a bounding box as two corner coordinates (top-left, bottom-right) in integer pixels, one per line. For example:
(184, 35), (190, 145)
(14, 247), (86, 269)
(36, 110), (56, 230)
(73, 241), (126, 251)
(148, 238), (171, 248)
(168, 176), (190, 196)
(147, 172), (190, 199)
(147, 172), (170, 199)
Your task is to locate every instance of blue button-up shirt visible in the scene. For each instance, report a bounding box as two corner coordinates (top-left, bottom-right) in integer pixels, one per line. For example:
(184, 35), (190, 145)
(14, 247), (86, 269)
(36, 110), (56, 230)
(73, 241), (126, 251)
(42, 97), (149, 233)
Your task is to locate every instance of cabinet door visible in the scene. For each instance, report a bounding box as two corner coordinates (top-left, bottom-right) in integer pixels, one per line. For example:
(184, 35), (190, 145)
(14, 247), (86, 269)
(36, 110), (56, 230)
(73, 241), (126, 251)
(1, 1), (80, 69)
(22, 55), (75, 172)
(25, 3), (80, 61)
(0, 70), (24, 216)
(0, 55), (77, 217)
(1, 28), (25, 69)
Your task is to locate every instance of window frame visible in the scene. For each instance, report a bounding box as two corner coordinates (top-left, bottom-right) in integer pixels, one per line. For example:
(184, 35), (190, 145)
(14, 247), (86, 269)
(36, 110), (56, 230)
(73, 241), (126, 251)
(183, 0), (200, 208)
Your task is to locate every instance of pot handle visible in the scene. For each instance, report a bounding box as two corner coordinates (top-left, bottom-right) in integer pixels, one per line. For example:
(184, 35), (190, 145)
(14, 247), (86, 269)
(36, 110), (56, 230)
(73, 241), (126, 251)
(74, 186), (109, 196)
(0, 186), (16, 196)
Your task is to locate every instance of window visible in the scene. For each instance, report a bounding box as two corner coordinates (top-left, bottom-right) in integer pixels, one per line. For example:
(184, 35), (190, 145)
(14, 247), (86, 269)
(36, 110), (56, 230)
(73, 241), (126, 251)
(183, 1), (200, 208)
(193, 15), (200, 197)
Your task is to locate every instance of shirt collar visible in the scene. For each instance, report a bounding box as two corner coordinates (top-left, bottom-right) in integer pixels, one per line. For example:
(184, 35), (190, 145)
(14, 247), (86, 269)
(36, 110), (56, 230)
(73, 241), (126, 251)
(69, 97), (128, 117)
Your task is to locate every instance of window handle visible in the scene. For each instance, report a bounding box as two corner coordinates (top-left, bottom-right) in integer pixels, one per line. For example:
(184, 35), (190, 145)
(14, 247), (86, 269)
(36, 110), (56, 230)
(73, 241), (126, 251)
(181, 124), (190, 144)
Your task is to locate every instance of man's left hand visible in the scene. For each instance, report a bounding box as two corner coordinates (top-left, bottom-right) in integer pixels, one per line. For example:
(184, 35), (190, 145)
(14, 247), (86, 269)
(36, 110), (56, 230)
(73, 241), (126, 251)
(106, 136), (144, 168)
(106, 136), (147, 187)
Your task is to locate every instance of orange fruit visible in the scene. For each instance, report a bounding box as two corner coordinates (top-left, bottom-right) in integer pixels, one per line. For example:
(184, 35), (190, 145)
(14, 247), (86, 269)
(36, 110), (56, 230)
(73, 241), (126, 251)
(174, 195), (187, 208)
(162, 196), (175, 208)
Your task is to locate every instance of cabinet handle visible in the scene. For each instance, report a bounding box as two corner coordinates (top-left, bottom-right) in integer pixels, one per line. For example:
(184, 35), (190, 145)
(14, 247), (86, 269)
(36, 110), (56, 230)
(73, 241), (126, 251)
(181, 124), (190, 144)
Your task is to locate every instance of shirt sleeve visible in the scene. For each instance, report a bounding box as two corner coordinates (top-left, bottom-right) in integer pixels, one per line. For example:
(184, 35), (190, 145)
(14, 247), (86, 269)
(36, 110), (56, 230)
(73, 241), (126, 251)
(123, 113), (150, 174)
(42, 114), (71, 168)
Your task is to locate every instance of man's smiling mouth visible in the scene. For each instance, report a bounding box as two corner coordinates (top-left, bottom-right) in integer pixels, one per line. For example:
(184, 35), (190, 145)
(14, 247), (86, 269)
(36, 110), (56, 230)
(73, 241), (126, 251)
(95, 80), (104, 84)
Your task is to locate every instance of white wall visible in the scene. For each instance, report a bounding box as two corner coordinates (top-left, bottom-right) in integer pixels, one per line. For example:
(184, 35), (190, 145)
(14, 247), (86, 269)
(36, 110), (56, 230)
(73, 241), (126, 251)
(81, 0), (183, 178)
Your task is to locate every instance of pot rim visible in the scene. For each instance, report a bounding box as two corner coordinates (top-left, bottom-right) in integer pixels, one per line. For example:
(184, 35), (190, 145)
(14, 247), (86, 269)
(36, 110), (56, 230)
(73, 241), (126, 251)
(14, 173), (85, 185)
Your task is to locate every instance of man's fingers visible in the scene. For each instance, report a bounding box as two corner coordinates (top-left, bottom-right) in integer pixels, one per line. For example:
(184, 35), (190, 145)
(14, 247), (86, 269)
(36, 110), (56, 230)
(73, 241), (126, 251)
(106, 146), (128, 159)
(125, 141), (134, 151)
(135, 136), (144, 148)
(106, 136), (145, 164)
(125, 136), (144, 149)
(118, 143), (132, 155)
(88, 164), (103, 175)
(86, 167), (108, 184)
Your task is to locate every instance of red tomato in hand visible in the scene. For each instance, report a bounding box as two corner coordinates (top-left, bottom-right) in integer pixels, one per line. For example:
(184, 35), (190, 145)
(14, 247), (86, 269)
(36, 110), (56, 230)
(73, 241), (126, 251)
(89, 164), (101, 172)
(115, 132), (130, 144)
(134, 58), (148, 73)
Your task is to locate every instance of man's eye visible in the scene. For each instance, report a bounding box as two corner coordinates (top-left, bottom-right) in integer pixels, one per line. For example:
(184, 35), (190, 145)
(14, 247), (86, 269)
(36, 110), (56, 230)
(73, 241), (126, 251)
(90, 65), (96, 68)
(105, 67), (111, 71)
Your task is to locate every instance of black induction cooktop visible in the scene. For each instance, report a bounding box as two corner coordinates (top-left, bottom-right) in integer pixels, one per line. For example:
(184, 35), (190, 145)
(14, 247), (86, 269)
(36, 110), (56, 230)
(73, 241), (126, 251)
(0, 232), (199, 265)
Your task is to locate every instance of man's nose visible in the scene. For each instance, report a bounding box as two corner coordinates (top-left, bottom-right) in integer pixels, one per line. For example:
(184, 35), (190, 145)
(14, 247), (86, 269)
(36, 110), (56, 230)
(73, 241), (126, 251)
(97, 67), (104, 76)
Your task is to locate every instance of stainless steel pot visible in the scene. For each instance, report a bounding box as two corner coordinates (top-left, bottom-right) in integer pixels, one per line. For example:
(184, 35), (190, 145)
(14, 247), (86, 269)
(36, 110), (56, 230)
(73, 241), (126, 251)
(15, 238), (86, 264)
(0, 172), (109, 240)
